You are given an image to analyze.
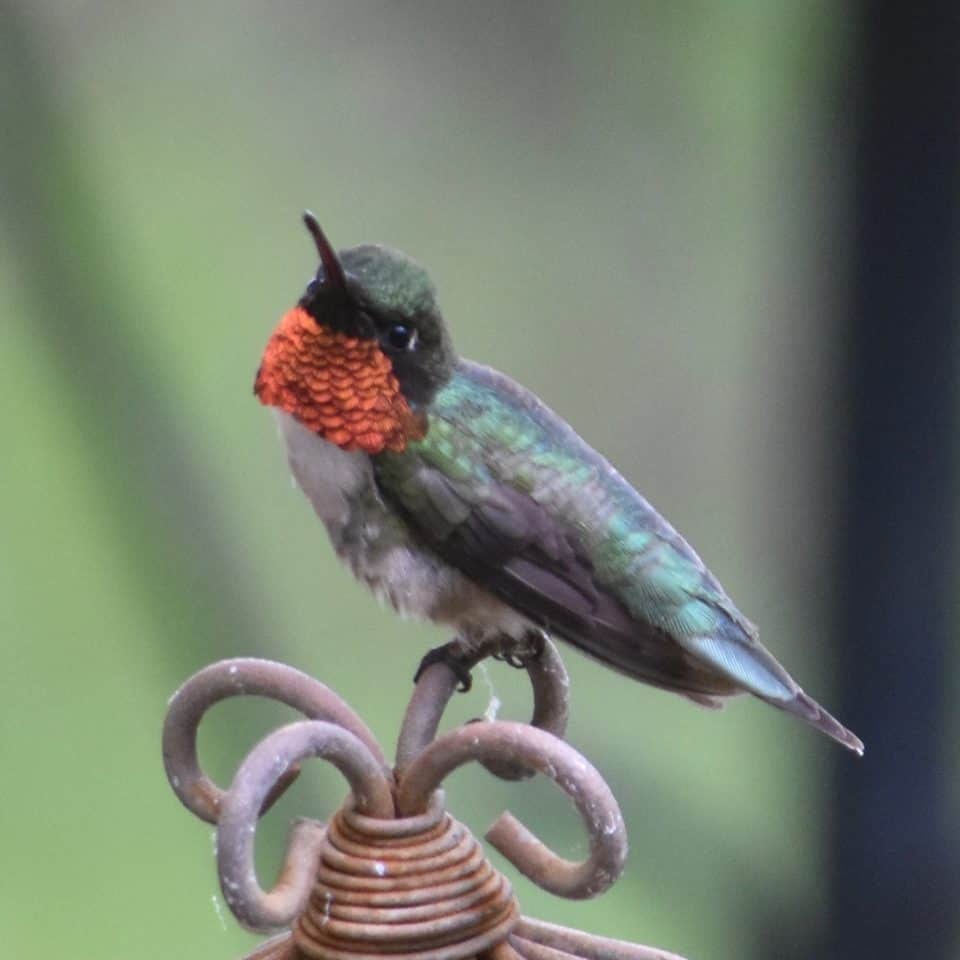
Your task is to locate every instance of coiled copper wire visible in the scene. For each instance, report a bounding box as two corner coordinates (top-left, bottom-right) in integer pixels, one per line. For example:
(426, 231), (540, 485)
(294, 797), (518, 960)
(163, 650), (684, 960)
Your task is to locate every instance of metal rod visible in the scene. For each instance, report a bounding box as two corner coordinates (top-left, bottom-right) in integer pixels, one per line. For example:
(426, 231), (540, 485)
(242, 932), (296, 960)
(394, 638), (570, 782)
(515, 919), (688, 960)
(396, 721), (626, 899)
(163, 657), (386, 823)
(217, 720), (394, 931)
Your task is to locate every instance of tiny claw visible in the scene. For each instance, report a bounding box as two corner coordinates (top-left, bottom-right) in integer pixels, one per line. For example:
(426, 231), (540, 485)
(414, 643), (473, 693)
(494, 631), (547, 671)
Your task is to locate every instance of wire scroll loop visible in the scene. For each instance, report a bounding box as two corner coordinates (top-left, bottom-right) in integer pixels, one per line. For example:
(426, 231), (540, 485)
(162, 658), (386, 824)
(395, 721), (627, 900)
(217, 720), (395, 932)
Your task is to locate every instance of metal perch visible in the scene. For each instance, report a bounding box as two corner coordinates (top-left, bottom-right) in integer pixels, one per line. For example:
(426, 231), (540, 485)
(162, 642), (687, 960)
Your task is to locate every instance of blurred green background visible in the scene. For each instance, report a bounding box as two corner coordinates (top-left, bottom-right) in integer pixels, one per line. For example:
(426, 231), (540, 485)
(1, 3), (956, 959)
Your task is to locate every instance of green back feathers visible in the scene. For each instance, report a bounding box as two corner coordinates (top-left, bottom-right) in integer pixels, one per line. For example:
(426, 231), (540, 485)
(376, 359), (803, 704)
(384, 360), (737, 638)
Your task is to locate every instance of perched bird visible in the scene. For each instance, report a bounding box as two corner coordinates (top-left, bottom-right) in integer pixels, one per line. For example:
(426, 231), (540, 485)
(255, 213), (863, 755)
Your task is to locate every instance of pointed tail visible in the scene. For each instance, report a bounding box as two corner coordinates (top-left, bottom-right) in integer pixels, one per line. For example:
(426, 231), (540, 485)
(767, 689), (864, 755)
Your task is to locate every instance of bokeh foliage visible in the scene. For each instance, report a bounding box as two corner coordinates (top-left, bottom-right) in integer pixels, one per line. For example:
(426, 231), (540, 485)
(1, 3), (873, 958)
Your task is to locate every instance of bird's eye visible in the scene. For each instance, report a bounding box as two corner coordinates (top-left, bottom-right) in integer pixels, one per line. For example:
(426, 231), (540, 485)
(386, 323), (416, 351)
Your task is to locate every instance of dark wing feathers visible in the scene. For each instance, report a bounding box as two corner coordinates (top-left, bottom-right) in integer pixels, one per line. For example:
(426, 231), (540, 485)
(414, 468), (604, 619)
(375, 456), (735, 699)
(373, 361), (864, 752)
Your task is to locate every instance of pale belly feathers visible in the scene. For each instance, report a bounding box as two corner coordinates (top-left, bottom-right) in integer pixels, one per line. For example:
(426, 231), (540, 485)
(275, 411), (532, 644)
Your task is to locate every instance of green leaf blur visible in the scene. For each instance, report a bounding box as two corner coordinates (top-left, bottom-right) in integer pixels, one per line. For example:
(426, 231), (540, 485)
(1, 3), (857, 958)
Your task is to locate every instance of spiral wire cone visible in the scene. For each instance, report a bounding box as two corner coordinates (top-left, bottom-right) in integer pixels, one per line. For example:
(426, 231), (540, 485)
(295, 803), (518, 959)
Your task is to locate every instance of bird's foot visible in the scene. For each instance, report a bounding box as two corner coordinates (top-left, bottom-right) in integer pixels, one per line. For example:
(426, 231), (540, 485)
(492, 630), (547, 670)
(413, 641), (475, 693)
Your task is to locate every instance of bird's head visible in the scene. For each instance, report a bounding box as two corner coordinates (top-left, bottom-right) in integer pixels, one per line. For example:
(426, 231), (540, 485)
(254, 213), (456, 453)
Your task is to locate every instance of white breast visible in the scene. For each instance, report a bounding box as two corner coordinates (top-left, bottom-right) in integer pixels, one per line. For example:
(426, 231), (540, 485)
(275, 411), (449, 616)
(272, 410), (535, 643)
(275, 410), (372, 544)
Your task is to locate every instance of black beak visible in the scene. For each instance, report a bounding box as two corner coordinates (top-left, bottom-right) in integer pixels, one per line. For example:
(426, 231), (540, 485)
(303, 211), (348, 294)
(299, 212), (373, 337)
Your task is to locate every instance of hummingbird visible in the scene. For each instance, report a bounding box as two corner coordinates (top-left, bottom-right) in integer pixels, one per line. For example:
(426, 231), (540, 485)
(254, 213), (863, 755)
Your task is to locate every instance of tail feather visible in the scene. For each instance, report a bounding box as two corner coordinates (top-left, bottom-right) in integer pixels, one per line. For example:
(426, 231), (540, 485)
(768, 689), (864, 755)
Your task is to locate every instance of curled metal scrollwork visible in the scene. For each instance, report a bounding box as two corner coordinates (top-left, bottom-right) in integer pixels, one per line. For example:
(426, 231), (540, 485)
(162, 639), (686, 960)
(217, 720), (395, 930)
(397, 721), (625, 899)
(162, 658), (386, 824)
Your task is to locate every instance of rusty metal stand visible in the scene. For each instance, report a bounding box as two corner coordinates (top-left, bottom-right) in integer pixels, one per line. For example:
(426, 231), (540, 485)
(162, 641), (687, 960)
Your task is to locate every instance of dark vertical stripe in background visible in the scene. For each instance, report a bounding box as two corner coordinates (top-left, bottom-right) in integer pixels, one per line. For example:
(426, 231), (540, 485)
(830, 4), (959, 957)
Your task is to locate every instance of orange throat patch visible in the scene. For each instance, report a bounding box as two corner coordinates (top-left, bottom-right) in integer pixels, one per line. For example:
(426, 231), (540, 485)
(254, 306), (425, 454)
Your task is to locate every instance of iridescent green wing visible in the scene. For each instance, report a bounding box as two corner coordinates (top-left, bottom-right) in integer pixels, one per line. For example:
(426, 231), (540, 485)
(375, 360), (795, 702)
